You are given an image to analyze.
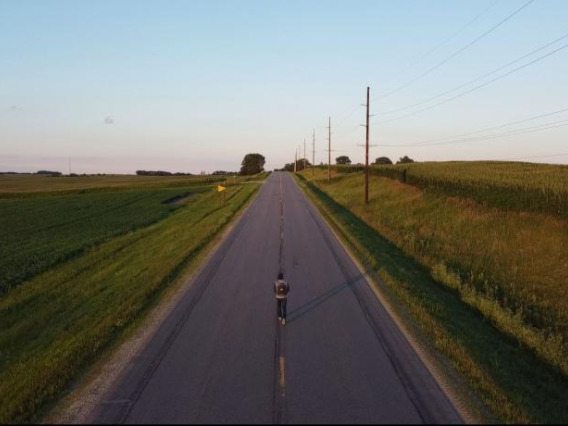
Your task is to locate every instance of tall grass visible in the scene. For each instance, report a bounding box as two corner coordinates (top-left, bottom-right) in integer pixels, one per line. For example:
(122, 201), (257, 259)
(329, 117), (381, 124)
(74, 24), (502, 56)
(0, 183), (260, 423)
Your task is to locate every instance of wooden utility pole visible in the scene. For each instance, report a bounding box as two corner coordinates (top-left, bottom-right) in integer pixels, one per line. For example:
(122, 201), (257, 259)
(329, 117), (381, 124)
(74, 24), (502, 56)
(365, 86), (370, 204)
(294, 149), (297, 173)
(312, 129), (315, 177)
(328, 116), (331, 183)
(304, 138), (306, 171)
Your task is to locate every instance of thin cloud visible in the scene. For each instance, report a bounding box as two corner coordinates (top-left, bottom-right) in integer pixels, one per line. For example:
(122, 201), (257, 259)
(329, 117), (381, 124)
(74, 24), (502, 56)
(104, 116), (115, 125)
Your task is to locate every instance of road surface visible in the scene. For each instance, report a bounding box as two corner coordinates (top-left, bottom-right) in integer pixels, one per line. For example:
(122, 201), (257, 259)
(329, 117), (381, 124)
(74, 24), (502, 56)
(89, 172), (463, 424)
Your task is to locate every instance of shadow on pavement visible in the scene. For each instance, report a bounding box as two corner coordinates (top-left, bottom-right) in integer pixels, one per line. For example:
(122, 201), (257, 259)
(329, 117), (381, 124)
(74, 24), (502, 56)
(286, 274), (362, 324)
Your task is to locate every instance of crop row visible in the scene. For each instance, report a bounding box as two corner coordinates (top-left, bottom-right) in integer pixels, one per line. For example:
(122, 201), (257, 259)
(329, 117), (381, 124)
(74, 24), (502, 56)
(0, 187), (207, 292)
(332, 161), (568, 219)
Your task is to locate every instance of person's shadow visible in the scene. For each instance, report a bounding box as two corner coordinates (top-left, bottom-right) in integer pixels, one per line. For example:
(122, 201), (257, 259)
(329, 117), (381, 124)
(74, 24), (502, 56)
(286, 274), (362, 324)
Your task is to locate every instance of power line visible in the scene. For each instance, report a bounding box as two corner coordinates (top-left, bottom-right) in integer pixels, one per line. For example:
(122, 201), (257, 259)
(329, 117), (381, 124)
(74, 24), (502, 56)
(328, 2), (505, 134)
(381, 32), (568, 116)
(335, 104), (363, 127)
(406, 0), (502, 69)
(379, 106), (568, 147)
(376, 0), (535, 100)
(379, 119), (568, 147)
(379, 41), (568, 124)
(330, 2), (502, 130)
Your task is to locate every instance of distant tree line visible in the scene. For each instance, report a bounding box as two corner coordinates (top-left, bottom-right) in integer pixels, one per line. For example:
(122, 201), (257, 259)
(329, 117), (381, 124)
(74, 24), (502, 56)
(373, 156), (415, 165)
(1, 172), (33, 175)
(36, 170), (62, 176)
(335, 156), (415, 166)
(278, 158), (311, 172)
(136, 170), (193, 176)
(212, 170), (238, 175)
(0, 171), (127, 177)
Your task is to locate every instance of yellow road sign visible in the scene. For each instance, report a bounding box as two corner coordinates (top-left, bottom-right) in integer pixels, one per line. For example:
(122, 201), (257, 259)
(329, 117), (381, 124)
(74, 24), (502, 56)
(217, 185), (226, 192)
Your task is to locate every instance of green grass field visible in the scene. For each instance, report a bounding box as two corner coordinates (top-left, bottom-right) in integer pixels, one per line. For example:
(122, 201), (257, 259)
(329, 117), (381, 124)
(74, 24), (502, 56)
(0, 187), (209, 291)
(0, 173), (225, 196)
(0, 176), (263, 423)
(297, 166), (568, 424)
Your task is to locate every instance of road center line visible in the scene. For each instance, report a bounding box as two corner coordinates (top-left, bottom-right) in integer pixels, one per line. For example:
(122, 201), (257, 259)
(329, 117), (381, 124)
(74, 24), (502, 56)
(273, 173), (287, 424)
(279, 356), (286, 396)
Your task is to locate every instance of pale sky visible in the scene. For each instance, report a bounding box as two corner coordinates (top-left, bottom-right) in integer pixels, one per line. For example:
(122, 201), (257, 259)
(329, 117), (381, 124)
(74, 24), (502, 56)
(1, 0), (567, 174)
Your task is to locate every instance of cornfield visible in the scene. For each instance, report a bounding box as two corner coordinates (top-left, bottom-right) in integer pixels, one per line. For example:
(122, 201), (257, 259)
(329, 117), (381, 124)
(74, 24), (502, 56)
(333, 161), (568, 219)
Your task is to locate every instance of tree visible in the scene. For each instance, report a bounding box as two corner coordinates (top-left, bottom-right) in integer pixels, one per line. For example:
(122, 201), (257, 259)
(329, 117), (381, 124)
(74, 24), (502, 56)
(279, 158), (311, 172)
(296, 158), (311, 171)
(335, 155), (351, 165)
(397, 155), (415, 164)
(374, 156), (392, 165)
(240, 153), (266, 175)
(281, 162), (294, 172)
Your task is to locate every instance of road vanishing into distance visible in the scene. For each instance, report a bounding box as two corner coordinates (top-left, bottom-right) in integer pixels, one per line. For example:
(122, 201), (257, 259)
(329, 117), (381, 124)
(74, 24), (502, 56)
(89, 172), (463, 424)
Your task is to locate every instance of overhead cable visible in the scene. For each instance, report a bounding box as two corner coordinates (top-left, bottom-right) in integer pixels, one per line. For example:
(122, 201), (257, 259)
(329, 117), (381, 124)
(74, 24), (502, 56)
(378, 119), (568, 147)
(379, 42), (568, 124)
(376, 0), (535, 100)
(381, 32), (568, 116)
(379, 106), (568, 147)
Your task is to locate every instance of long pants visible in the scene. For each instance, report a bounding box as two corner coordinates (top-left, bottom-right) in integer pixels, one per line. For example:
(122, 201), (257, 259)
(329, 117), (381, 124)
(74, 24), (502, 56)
(277, 299), (287, 319)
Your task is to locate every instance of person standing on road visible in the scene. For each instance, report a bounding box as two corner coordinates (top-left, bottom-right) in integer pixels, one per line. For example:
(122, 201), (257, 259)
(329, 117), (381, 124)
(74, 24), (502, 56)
(274, 272), (290, 325)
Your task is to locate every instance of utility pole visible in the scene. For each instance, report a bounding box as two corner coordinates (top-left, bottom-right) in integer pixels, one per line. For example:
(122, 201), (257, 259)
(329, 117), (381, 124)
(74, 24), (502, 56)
(68, 156), (71, 175)
(312, 129), (315, 177)
(365, 86), (370, 204)
(294, 149), (297, 173)
(303, 138), (306, 171)
(328, 116), (331, 183)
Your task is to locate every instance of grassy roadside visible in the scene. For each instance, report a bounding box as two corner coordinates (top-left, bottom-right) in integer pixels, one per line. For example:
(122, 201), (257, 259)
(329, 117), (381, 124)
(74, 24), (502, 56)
(0, 182), (262, 424)
(294, 172), (568, 424)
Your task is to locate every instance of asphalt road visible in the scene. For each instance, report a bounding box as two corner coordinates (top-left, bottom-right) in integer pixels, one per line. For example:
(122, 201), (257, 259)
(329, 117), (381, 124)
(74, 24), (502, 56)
(89, 172), (463, 424)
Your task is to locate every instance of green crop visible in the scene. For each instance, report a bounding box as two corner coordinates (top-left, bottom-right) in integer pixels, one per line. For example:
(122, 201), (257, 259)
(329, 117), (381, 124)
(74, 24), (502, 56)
(0, 187), (208, 292)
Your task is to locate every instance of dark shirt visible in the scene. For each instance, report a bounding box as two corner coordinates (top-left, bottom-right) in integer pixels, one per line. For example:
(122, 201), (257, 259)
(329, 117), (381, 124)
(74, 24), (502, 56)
(274, 279), (290, 299)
